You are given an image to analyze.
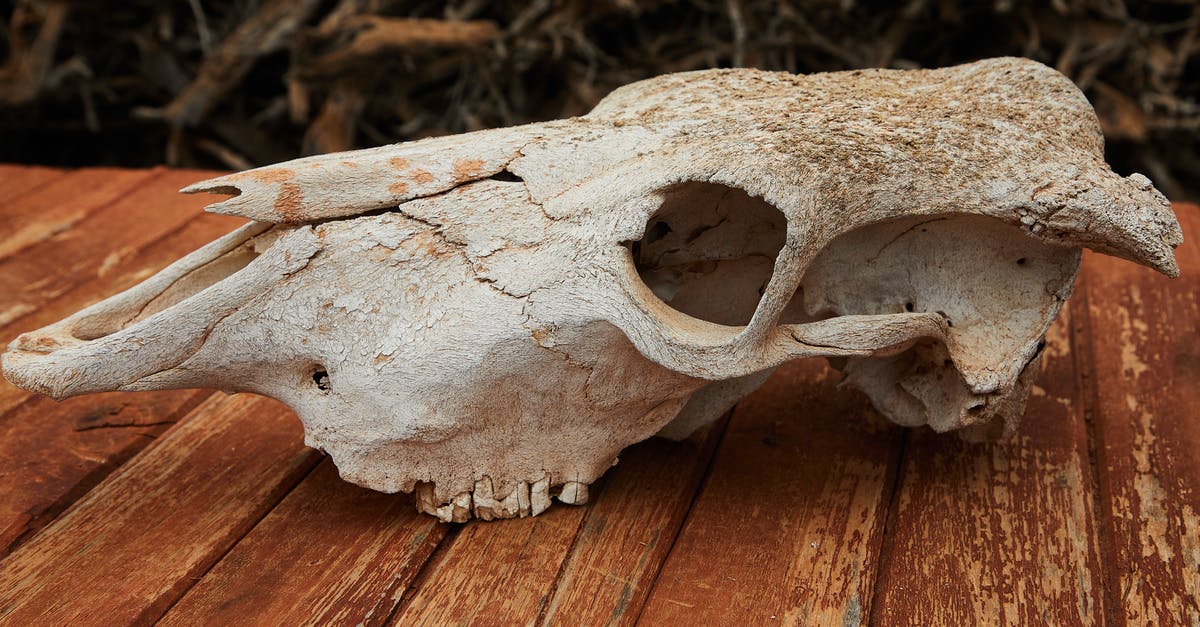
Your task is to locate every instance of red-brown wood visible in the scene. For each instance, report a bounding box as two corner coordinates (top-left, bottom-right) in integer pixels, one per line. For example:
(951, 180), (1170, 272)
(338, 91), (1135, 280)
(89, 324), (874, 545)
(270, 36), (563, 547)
(0, 167), (160, 261)
(0, 170), (246, 557)
(392, 497), (591, 623)
(0, 166), (1195, 625)
(0, 164), (69, 201)
(0, 388), (212, 557)
(391, 419), (730, 625)
(638, 360), (903, 625)
(159, 459), (446, 626)
(870, 306), (1107, 625)
(158, 416), (727, 626)
(540, 423), (729, 625)
(0, 394), (320, 625)
(1082, 203), (1200, 625)
(0, 168), (225, 333)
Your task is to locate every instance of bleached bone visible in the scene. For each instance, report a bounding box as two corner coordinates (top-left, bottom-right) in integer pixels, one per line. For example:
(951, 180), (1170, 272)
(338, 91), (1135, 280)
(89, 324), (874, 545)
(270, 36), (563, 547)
(2, 58), (1182, 521)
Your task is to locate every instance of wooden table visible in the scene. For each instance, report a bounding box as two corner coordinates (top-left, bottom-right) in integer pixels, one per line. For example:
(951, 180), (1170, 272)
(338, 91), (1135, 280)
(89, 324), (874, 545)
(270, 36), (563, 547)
(0, 165), (1195, 625)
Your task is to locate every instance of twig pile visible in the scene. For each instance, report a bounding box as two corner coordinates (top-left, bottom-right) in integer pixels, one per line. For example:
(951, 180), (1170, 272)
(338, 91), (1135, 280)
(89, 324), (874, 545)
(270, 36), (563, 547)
(1, 0), (1197, 199)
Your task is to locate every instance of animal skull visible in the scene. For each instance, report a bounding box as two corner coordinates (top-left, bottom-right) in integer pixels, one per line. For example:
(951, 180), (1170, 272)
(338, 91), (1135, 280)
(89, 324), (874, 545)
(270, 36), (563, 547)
(2, 58), (1182, 521)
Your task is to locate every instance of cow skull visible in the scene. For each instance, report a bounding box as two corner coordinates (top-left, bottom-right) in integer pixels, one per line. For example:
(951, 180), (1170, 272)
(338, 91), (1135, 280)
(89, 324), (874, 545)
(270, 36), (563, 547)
(2, 58), (1182, 521)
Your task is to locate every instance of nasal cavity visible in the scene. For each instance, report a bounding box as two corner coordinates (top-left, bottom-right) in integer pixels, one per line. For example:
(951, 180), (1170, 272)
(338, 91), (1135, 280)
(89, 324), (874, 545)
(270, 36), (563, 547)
(628, 182), (786, 327)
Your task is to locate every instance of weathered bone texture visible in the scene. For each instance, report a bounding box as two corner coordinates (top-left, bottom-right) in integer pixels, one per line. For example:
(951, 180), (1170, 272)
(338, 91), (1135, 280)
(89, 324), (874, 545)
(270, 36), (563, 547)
(2, 58), (1182, 521)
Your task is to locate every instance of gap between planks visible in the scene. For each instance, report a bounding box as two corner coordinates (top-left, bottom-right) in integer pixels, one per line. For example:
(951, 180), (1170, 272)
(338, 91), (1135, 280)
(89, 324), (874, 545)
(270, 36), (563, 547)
(1080, 203), (1200, 624)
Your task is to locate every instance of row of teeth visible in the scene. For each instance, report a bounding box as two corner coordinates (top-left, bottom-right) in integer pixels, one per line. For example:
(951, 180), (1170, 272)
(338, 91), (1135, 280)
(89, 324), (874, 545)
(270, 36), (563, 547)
(413, 474), (590, 522)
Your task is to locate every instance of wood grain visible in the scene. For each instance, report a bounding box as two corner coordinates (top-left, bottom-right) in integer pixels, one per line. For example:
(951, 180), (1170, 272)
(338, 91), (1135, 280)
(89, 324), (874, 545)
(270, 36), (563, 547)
(0, 164), (68, 201)
(639, 359), (902, 625)
(161, 412), (728, 625)
(539, 422), (728, 625)
(392, 497), (590, 624)
(160, 459), (446, 626)
(1081, 202), (1200, 625)
(0, 388), (211, 557)
(0, 168), (226, 331)
(0, 171), (246, 556)
(0, 167), (160, 261)
(391, 418), (729, 625)
(870, 305), (1106, 625)
(0, 394), (320, 625)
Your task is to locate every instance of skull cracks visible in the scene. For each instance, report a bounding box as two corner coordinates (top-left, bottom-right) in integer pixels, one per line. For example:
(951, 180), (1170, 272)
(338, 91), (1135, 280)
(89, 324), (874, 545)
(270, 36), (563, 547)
(2, 58), (1182, 521)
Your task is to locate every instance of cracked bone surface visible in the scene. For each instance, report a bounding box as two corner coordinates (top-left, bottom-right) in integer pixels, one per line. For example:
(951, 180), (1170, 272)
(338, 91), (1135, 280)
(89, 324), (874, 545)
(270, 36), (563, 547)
(1, 58), (1182, 522)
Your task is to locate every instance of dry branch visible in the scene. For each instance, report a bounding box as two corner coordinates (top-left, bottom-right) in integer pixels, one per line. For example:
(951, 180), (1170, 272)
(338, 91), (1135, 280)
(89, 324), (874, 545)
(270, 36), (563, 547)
(162, 0), (322, 127)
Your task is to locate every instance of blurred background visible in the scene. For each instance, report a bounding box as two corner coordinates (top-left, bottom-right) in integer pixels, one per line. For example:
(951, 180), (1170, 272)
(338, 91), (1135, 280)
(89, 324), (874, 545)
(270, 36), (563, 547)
(0, 0), (1196, 200)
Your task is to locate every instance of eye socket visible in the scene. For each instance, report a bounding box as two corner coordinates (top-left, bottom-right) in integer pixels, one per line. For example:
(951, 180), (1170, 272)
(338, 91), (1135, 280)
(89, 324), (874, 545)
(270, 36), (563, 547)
(629, 182), (786, 327)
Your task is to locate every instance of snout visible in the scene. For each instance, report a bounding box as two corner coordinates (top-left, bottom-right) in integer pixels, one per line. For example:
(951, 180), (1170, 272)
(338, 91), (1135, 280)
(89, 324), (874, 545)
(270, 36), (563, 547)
(1, 222), (319, 399)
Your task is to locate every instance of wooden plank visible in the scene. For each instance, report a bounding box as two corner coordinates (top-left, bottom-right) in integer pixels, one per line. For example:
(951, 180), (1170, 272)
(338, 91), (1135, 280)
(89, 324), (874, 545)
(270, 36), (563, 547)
(0, 388), (212, 557)
(0, 394), (321, 625)
(159, 459), (446, 625)
(389, 418), (728, 624)
(0, 209), (244, 389)
(639, 359), (902, 625)
(0, 167), (161, 261)
(159, 409), (725, 625)
(0, 170), (234, 413)
(393, 496), (591, 623)
(1081, 202), (1200, 625)
(0, 164), (69, 201)
(869, 304), (1106, 625)
(539, 422), (727, 625)
(0, 175), (246, 554)
(0, 167), (222, 328)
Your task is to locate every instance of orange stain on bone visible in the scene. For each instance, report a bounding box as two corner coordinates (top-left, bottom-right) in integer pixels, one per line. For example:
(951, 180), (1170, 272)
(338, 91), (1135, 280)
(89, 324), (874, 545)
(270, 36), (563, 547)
(453, 159), (485, 180)
(389, 181), (410, 195)
(411, 170), (435, 184)
(274, 182), (304, 222)
(235, 167), (295, 184)
(389, 157), (411, 170)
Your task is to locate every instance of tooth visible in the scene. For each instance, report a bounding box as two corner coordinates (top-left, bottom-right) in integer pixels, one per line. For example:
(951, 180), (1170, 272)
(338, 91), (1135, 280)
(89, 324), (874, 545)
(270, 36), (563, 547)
(558, 481), (589, 505)
(473, 477), (498, 521)
(438, 491), (472, 523)
(516, 481), (531, 517)
(499, 481), (528, 518)
(531, 473), (551, 516)
(414, 482), (439, 518)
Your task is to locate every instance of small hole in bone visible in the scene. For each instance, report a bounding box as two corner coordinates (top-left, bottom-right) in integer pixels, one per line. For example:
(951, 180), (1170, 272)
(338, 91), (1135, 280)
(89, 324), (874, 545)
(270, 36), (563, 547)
(1016, 257), (1027, 265)
(632, 182), (786, 326)
(312, 369), (331, 392)
(904, 302), (915, 312)
(488, 169), (523, 183)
